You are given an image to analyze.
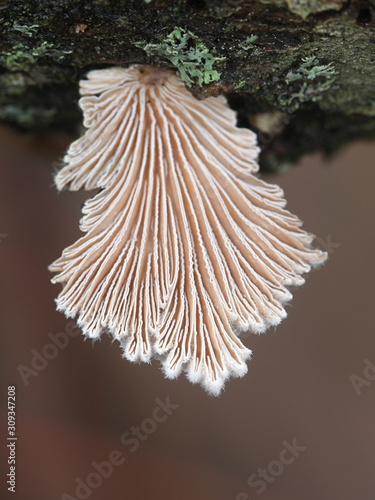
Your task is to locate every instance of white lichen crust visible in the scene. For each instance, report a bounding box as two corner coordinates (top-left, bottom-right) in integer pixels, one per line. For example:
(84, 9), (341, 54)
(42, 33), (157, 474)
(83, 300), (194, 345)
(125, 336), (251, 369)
(49, 65), (327, 395)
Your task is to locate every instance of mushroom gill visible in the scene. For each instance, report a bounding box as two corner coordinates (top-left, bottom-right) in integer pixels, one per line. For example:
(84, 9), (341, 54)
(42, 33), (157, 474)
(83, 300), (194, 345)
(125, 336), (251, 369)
(49, 65), (327, 395)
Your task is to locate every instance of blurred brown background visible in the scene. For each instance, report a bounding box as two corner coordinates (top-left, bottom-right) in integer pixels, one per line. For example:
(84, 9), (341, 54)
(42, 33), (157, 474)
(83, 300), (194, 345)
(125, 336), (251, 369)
(0, 125), (374, 500)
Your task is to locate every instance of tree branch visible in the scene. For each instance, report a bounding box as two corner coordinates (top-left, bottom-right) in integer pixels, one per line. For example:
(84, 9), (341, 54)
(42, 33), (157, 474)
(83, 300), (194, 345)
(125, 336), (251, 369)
(1, 0), (374, 170)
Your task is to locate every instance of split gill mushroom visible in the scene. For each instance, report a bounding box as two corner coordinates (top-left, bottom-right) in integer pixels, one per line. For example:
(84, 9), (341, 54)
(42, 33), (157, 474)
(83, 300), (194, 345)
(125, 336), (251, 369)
(49, 65), (327, 395)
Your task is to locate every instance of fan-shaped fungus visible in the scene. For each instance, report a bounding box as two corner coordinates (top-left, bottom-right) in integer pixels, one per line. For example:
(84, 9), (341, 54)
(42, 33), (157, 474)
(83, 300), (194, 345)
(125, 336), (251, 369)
(49, 65), (326, 395)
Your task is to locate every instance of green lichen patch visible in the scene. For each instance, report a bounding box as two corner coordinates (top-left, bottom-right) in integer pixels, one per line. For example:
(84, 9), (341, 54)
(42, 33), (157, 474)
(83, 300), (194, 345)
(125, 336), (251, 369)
(12, 21), (39, 37)
(136, 27), (225, 87)
(278, 56), (336, 111)
(1, 41), (73, 72)
(285, 56), (336, 83)
(237, 35), (258, 52)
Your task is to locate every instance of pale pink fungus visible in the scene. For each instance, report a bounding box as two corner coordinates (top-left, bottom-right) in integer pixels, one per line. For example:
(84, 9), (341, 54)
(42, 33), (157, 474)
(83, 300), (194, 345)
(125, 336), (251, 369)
(49, 65), (327, 395)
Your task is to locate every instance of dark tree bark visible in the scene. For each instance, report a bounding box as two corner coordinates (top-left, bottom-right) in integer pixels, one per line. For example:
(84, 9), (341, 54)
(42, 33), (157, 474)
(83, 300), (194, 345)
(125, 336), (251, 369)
(0, 0), (374, 170)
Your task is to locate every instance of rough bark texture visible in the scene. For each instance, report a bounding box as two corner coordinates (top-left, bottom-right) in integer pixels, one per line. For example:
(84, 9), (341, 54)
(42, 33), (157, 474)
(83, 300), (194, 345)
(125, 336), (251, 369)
(0, 0), (374, 171)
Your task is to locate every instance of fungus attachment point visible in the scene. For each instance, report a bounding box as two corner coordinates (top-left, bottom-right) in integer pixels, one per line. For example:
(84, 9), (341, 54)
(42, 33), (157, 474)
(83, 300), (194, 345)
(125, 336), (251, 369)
(137, 65), (169, 86)
(49, 65), (327, 395)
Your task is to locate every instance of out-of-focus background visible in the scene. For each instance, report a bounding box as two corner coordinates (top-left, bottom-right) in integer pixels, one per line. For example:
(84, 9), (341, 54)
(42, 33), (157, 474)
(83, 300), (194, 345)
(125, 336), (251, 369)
(1, 125), (374, 500)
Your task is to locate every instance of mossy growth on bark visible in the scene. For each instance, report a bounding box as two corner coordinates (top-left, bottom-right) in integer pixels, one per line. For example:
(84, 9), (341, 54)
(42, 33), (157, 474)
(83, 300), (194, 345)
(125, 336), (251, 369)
(0, 0), (374, 171)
